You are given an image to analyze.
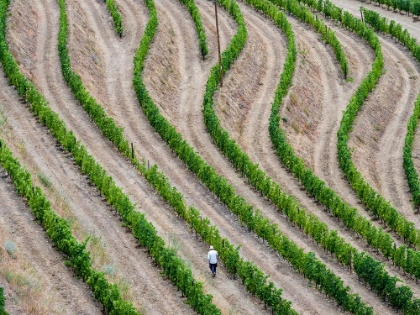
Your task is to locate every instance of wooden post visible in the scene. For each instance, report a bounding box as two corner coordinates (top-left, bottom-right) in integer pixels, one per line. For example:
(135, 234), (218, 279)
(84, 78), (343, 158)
(131, 142), (134, 159)
(147, 159), (150, 169)
(360, 10), (364, 23)
(393, 243), (396, 265)
(214, 0), (223, 87)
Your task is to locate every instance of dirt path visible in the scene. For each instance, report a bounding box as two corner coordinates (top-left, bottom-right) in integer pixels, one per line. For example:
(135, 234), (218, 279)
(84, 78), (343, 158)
(60, 0), (326, 313)
(3, 1), (209, 314)
(329, 3), (420, 219)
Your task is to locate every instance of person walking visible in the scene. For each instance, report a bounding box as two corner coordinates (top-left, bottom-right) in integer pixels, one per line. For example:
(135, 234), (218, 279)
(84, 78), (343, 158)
(207, 245), (218, 277)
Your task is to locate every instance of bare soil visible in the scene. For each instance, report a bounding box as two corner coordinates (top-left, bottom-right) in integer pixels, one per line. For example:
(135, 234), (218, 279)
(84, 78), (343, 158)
(2, 0), (420, 314)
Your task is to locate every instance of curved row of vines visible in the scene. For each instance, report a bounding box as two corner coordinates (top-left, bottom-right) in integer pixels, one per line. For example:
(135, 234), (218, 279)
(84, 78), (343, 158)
(103, 0), (123, 36)
(0, 287), (7, 315)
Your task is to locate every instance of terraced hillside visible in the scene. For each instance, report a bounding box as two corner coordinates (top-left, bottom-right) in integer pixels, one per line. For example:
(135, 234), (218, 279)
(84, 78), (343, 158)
(1, 0), (420, 314)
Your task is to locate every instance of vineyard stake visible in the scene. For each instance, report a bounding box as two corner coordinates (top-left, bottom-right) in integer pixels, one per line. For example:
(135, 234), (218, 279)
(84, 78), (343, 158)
(214, 0), (223, 87)
(131, 142), (134, 159)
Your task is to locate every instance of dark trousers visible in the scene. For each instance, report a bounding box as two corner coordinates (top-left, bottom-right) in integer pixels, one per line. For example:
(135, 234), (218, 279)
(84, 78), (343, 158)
(209, 263), (217, 275)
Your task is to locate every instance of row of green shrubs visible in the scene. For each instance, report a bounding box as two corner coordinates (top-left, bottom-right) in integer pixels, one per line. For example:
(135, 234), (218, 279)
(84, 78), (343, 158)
(323, 2), (420, 313)
(90, 1), (297, 314)
(0, 287), (7, 315)
(56, 0), (298, 312)
(358, 0), (420, 16)
(103, 0), (123, 37)
(1, 0), (220, 313)
(117, 0), (299, 313)
(144, 164), (298, 315)
(134, 0), (376, 313)
(178, 0), (208, 58)
(0, 0), (138, 312)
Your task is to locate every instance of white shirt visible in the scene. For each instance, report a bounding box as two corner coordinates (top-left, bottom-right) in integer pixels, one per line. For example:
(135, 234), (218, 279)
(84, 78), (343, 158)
(208, 249), (218, 264)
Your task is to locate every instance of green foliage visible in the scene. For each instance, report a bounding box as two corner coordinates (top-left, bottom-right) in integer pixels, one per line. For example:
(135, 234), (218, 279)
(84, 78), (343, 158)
(372, 0), (419, 14)
(365, 0), (420, 15)
(359, 4), (420, 290)
(144, 165), (298, 314)
(295, 2), (420, 314)
(0, 287), (7, 315)
(0, 3), (138, 313)
(413, 0), (420, 15)
(178, 0), (208, 58)
(104, 0), (124, 36)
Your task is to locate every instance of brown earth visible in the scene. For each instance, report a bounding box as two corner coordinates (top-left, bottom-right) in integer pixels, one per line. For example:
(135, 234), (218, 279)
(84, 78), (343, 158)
(2, 0), (420, 314)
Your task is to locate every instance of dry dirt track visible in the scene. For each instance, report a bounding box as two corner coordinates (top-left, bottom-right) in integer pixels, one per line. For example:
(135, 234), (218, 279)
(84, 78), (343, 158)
(2, 0), (420, 314)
